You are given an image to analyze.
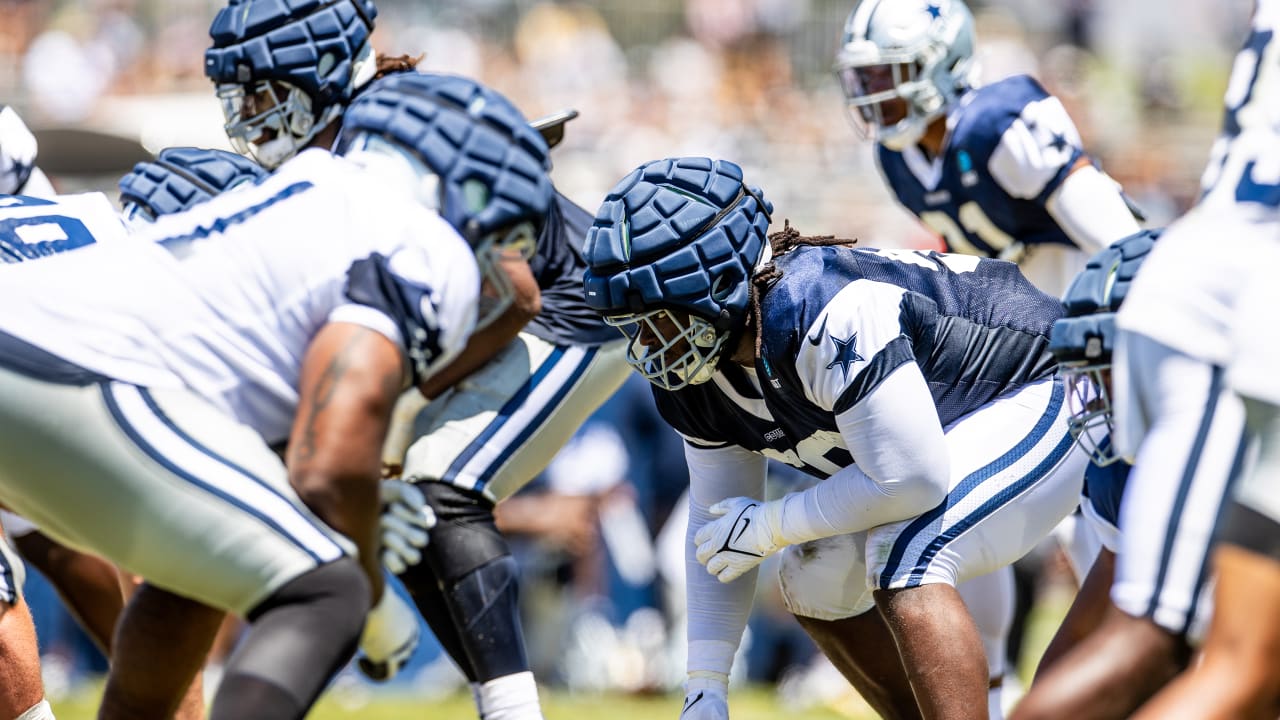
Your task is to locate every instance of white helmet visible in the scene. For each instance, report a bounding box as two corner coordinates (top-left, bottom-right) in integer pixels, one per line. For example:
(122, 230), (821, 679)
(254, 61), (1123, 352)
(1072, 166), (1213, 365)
(834, 0), (978, 150)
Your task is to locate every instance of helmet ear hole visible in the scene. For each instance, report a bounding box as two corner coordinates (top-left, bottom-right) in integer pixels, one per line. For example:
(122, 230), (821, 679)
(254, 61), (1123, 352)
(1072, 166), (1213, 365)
(710, 272), (734, 302)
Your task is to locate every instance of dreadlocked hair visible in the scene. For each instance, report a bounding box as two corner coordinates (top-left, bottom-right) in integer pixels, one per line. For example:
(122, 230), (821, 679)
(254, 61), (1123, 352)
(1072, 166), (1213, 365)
(374, 52), (425, 79)
(747, 219), (857, 360)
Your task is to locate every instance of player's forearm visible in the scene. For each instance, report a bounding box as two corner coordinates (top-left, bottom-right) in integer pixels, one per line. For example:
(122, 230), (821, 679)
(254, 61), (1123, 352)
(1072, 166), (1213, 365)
(291, 467), (385, 598)
(683, 445), (767, 676)
(290, 323), (406, 600)
(685, 496), (756, 678)
(417, 263), (539, 399)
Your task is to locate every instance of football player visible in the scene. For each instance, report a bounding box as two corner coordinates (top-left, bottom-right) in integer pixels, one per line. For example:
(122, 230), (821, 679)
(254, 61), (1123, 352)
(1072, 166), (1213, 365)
(834, 0), (1141, 297)
(0, 72), (552, 720)
(1118, 2), (1280, 717)
(0, 102), (63, 720)
(834, 0), (1145, 670)
(0, 146), (272, 720)
(205, 4), (632, 716)
(583, 157), (1091, 720)
(1009, 230), (1198, 720)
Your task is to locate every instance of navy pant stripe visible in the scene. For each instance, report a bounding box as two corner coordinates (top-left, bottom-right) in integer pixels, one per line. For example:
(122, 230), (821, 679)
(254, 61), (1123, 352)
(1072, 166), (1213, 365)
(440, 346), (569, 484)
(879, 381), (1065, 586)
(102, 384), (328, 563)
(1146, 366), (1224, 620)
(473, 347), (598, 493)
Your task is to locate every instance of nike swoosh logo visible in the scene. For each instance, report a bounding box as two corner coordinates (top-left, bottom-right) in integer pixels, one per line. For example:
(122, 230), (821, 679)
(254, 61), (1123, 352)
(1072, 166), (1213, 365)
(718, 503), (763, 557)
(806, 315), (829, 346)
(682, 691), (704, 715)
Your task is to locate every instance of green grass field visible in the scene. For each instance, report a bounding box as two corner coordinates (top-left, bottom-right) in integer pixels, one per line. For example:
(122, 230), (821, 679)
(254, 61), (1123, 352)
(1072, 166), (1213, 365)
(52, 686), (859, 720)
(49, 588), (1072, 719)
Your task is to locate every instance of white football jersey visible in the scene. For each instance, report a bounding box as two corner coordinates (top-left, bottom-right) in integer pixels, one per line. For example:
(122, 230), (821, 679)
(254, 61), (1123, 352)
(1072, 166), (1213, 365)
(0, 149), (479, 444)
(1118, 0), (1280, 363)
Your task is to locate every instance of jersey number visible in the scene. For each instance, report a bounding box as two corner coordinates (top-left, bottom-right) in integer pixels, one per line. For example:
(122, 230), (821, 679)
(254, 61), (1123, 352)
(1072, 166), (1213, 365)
(760, 429), (853, 477)
(863, 246), (981, 274)
(920, 202), (1017, 258)
(0, 214), (95, 263)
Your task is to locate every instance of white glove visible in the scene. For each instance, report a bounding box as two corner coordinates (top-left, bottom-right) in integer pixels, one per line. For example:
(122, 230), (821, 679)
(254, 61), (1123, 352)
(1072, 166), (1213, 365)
(379, 479), (436, 575)
(693, 496), (785, 583)
(680, 674), (729, 720)
(356, 588), (420, 681)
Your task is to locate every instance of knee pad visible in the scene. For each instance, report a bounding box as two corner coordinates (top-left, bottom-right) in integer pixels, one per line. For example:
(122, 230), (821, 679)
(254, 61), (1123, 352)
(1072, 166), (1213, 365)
(778, 534), (875, 621)
(418, 481), (509, 581)
(445, 554), (529, 680)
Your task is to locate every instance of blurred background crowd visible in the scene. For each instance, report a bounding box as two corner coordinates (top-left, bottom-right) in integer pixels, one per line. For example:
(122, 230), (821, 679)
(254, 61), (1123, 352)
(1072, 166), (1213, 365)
(0, 0), (1254, 712)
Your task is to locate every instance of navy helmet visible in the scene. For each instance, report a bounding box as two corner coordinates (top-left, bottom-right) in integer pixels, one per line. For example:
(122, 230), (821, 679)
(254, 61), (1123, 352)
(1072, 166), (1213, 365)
(119, 147), (268, 224)
(336, 72), (554, 329)
(583, 157), (773, 390)
(205, 0), (379, 168)
(1049, 228), (1160, 465)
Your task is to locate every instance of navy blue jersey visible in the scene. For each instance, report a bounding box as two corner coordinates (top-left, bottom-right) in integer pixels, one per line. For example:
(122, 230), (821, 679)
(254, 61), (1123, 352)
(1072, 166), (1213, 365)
(878, 75), (1085, 257)
(654, 245), (1062, 478)
(525, 192), (619, 346)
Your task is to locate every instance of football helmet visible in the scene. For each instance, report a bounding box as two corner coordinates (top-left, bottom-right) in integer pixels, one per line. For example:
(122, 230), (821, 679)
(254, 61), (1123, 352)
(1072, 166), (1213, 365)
(583, 157), (773, 391)
(1049, 228), (1160, 465)
(205, 0), (379, 168)
(335, 72), (554, 330)
(118, 147), (268, 225)
(834, 0), (978, 150)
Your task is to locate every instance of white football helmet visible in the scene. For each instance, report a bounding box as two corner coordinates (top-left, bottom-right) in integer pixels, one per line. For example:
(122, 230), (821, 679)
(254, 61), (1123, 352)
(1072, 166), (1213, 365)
(834, 0), (978, 150)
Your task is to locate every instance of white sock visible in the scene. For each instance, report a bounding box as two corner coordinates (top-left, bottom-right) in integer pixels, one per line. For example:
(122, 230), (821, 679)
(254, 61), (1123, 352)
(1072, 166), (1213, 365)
(16, 699), (55, 720)
(478, 671), (543, 720)
(470, 682), (484, 717)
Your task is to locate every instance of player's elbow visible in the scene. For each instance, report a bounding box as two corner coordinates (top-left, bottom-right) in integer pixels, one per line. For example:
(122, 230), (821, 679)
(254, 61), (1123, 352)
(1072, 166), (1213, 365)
(884, 458), (950, 514)
(290, 467), (377, 537)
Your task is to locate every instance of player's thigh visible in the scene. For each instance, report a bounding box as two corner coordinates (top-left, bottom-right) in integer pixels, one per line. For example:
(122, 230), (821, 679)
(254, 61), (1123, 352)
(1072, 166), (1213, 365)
(1113, 343), (1244, 636)
(403, 335), (629, 501)
(778, 532), (875, 620)
(870, 378), (1088, 590)
(0, 372), (351, 617)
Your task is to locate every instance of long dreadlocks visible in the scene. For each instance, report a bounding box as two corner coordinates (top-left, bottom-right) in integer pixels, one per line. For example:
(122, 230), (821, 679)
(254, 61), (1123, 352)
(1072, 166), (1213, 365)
(748, 220), (857, 360)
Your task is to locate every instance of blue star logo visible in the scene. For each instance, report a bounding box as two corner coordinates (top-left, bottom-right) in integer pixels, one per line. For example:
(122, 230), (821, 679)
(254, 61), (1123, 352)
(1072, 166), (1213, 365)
(1048, 132), (1071, 153)
(826, 333), (865, 379)
(926, 3), (943, 19)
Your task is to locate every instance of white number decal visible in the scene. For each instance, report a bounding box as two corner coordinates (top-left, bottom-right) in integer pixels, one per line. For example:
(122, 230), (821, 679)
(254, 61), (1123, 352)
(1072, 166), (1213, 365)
(920, 201), (1014, 257)
(864, 247), (981, 274)
(760, 429), (848, 476)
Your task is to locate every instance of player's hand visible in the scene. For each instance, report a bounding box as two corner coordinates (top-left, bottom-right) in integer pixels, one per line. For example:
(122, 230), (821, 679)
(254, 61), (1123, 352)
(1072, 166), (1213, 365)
(679, 686), (729, 719)
(379, 479), (435, 575)
(356, 589), (420, 682)
(693, 496), (784, 583)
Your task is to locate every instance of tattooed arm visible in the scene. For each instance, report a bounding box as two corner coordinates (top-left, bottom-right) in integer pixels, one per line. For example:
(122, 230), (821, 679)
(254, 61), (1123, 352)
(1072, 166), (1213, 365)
(288, 322), (407, 601)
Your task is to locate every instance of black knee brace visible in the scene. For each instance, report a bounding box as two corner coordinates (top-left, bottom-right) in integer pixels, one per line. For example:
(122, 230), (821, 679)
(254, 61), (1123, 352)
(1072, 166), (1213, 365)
(403, 482), (530, 681)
